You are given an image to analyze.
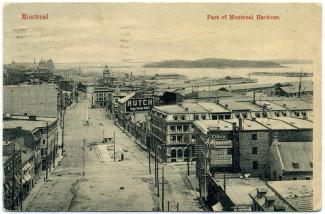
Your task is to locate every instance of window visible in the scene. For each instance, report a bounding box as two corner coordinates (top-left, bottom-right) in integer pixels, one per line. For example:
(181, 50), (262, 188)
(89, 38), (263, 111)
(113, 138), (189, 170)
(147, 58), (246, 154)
(282, 112), (287, 116)
(173, 115), (178, 120)
(305, 176), (311, 180)
(295, 112), (300, 117)
(242, 113), (247, 119)
(202, 115), (206, 120)
(293, 177), (298, 180)
(183, 125), (189, 132)
(253, 161), (258, 170)
(219, 115), (224, 120)
(225, 115), (231, 119)
(227, 148), (232, 155)
(292, 162), (299, 169)
(171, 136), (176, 142)
(275, 112), (280, 117)
(194, 115), (200, 120)
(181, 115), (185, 120)
(302, 112), (307, 117)
(252, 147), (258, 155)
(177, 126), (182, 132)
(252, 134), (257, 140)
(170, 126), (176, 132)
(255, 113), (261, 118)
(262, 112), (268, 118)
(235, 113), (240, 119)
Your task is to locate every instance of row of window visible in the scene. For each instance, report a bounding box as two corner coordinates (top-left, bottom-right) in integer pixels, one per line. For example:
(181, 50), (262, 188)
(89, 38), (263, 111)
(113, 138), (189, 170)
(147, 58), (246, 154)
(170, 125), (190, 132)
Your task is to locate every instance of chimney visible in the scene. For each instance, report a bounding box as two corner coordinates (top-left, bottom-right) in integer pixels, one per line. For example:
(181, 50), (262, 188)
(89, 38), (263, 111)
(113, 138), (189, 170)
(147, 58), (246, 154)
(257, 186), (268, 198)
(232, 122), (237, 131)
(265, 195), (276, 207)
(238, 118), (243, 131)
(274, 204), (285, 211)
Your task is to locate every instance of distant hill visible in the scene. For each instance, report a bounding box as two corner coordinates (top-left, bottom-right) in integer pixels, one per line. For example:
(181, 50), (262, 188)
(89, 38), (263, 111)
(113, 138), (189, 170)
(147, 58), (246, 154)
(143, 58), (284, 68)
(272, 59), (313, 64)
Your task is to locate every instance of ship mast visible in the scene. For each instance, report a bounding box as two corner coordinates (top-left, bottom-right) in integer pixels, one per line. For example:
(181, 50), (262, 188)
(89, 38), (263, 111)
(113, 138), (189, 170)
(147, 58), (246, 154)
(298, 68), (302, 98)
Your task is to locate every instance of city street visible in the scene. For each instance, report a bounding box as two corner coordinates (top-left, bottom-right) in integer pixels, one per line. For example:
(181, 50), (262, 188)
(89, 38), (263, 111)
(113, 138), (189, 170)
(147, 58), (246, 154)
(24, 94), (202, 211)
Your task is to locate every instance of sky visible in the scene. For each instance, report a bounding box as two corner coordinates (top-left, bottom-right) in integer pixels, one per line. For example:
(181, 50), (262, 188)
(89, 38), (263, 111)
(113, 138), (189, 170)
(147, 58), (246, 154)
(3, 3), (322, 63)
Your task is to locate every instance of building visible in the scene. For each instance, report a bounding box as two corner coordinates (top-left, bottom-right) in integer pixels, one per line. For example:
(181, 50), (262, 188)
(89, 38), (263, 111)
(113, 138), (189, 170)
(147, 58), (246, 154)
(215, 99), (265, 119)
(253, 100), (290, 118)
(155, 88), (185, 105)
(117, 91), (154, 130)
(255, 117), (313, 142)
(3, 141), (23, 210)
(212, 176), (266, 211)
(150, 103), (207, 163)
(275, 81), (313, 97)
(3, 84), (59, 118)
(152, 73), (186, 80)
(250, 180), (313, 211)
(184, 89), (233, 101)
(194, 118), (271, 177)
(268, 99), (313, 120)
(108, 90), (129, 119)
(93, 86), (135, 108)
(266, 140), (312, 181)
(3, 116), (59, 174)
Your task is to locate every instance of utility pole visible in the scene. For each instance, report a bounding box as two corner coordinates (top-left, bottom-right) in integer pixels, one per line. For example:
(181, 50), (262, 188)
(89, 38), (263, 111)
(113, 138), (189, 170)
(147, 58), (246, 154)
(223, 174), (226, 193)
(11, 141), (16, 210)
(154, 142), (157, 186)
(46, 122), (49, 180)
(83, 139), (85, 176)
(113, 131), (116, 162)
(20, 147), (23, 211)
(162, 167), (165, 211)
(298, 68), (302, 98)
(148, 139), (151, 174)
(61, 110), (65, 156)
(187, 110), (190, 176)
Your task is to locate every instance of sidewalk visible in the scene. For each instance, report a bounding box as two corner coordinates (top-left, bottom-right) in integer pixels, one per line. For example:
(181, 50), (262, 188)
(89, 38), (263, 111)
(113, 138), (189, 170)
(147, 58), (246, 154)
(114, 122), (163, 162)
(22, 154), (64, 210)
(187, 174), (208, 211)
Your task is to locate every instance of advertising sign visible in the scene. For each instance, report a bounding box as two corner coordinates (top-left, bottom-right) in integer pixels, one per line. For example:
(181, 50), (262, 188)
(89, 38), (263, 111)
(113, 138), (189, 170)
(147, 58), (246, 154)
(125, 97), (153, 112)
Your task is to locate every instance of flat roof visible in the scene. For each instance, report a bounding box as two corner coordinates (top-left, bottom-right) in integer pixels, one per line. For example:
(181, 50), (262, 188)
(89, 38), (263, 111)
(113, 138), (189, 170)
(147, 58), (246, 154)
(255, 118), (297, 130)
(194, 120), (233, 134)
(225, 119), (268, 131)
(154, 105), (187, 114)
(3, 117), (57, 131)
(218, 99), (263, 112)
(181, 103), (207, 113)
(197, 102), (230, 113)
(274, 117), (313, 129)
(269, 99), (313, 110)
(214, 178), (265, 205)
(254, 100), (288, 111)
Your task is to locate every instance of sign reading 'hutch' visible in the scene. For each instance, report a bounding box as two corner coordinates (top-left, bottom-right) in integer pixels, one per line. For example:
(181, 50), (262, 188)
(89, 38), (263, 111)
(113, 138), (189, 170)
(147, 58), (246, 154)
(125, 98), (153, 112)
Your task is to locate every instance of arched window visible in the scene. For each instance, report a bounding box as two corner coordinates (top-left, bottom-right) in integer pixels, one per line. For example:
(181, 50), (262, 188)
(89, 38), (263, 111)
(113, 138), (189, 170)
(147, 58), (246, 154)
(177, 148), (183, 159)
(171, 149), (176, 159)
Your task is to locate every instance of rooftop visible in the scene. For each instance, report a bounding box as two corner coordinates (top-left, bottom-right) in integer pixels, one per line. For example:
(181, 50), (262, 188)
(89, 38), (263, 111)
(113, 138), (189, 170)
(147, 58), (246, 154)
(254, 100), (288, 111)
(226, 119), (268, 131)
(117, 92), (136, 104)
(268, 99), (313, 110)
(181, 103), (207, 113)
(194, 120), (234, 134)
(217, 99), (264, 112)
(154, 105), (187, 114)
(214, 177), (265, 205)
(275, 141), (312, 172)
(3, 117), (57, 132)
(267, 180), (313, 211)
(274, 117), (313, 129)
(196, 102), (230, 113)
(255, 118), (297, 130)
